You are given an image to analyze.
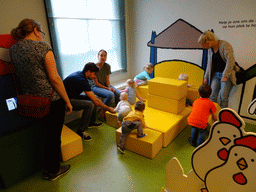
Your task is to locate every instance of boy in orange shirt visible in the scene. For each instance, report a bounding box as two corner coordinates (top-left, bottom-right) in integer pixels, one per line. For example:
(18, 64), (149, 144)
(187, 85), (217, 147)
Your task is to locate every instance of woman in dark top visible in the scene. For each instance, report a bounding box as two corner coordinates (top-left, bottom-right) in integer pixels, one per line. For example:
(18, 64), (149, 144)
(10, 18), (72, 181)
(198, 31), (239, 108)
(90, 49), (121, 119)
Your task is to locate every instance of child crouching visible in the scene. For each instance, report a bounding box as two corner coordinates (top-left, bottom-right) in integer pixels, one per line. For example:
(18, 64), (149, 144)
(118, 101), (147, 154)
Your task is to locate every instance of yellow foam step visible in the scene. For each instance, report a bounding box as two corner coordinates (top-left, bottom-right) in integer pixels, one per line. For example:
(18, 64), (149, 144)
(145, 107), (191, 147)
(106, 101), (191, 147)
(187, 86), (200, 102)
(137, 84), (199, 103)
(116, 127), (162, 159)
(148, 77), (187, 100)
(61, 125), (83, 162)
(106, 111), (119, 128)
(148, 94), (186, 114)
(136, 85), (149, 99)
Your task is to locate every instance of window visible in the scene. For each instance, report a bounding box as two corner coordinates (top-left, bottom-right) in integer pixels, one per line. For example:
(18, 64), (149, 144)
(44, 0), (126, 79)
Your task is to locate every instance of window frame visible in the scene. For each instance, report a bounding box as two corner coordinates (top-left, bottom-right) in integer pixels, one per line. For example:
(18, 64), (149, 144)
(43, 0), (127, 79)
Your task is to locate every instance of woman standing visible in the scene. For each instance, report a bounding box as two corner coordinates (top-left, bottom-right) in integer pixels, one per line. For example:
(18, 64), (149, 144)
(10, 18), (72, 181)
(90, 49), (121, 119)
(198, 31), (239, 108)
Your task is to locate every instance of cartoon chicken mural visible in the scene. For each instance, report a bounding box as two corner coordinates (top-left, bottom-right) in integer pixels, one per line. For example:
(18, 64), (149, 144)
(163, 108), (256, 192)
(192, 109), (245, 181)
(248, 98), (256, 116)
(203, 135), (256, 192)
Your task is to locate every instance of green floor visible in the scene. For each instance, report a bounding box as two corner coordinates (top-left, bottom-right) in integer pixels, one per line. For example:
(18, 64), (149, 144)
(2, 119), (256, 192)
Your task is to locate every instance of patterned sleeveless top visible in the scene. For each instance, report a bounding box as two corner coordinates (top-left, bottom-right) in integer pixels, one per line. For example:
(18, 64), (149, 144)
(10, 39), (60, 101)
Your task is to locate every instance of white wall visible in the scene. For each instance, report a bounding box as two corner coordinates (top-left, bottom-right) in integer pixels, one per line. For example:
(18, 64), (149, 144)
(125, 0), (256, 122)
(125, 0), (256, 74)
(0, 0), (51, 45)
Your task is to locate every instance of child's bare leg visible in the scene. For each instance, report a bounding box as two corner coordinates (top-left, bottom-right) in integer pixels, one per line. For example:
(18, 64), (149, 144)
(118, 121), (122, 127)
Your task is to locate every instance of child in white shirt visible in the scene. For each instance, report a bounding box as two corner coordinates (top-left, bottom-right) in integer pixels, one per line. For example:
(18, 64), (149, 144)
(114, 92), (132, 126)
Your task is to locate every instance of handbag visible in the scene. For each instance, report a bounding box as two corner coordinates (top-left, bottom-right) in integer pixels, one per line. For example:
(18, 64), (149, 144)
(13, 74), (54, 118)
(235, 62), (246, 85)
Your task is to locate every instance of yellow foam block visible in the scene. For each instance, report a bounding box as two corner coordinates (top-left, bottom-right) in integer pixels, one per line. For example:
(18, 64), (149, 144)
(148, 94), (186, 114)
(208, 102), (221, 127)
(187, 86), (200, 102)
(154, 60), (204, 88)
(106, 101), (191, 147)
(148, 77), (187, 100)
(116, 127), (162, 159)
(61, 125), (83, 162)
(136, 85), (149, 99)
(106, 111), (119, 128)
(145, 107), (191, 147)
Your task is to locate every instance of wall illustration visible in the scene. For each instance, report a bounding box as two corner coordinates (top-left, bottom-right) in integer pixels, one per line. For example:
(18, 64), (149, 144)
(162, 108), (256, 192)
(248, 98), (256, 117)
(147, 18), (256, 122)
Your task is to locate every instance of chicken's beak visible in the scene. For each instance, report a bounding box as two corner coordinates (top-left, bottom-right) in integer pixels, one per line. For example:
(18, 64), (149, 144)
(237, 158), (247, 170)
(220, 137), (231, 146)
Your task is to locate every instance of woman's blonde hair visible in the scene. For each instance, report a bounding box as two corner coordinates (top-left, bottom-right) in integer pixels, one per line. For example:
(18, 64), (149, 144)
(143, 63), (153, 71)
(126, 79), (135, 88)
(198, 31), (218, 44)
(11, 18), (42, 40)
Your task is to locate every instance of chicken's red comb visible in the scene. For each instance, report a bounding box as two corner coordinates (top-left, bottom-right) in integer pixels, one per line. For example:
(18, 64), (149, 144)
(219, 110), (242, 128)
(235, 135), (256, 150)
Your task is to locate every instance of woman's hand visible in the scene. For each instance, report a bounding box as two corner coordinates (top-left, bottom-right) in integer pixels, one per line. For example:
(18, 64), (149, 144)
(203, 79), (208, 85)
(221, 76), (228, 82)
(65, 102), (73, 115)
(108, 87), (115, 93)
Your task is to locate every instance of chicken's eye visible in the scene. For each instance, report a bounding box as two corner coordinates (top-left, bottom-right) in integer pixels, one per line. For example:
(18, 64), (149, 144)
(234, 153), (238, 156)
(251, 159), (254, 162)
(233, 135), (236, 138)
(217, 130), (220, 134)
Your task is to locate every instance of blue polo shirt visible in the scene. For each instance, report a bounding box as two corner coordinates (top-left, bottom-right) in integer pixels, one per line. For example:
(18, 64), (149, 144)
(63, 71), (91, 99)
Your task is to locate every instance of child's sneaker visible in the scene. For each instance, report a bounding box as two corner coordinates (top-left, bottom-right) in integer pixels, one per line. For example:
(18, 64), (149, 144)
(137, 133), (147, 138)
(117, 146), (125, 154)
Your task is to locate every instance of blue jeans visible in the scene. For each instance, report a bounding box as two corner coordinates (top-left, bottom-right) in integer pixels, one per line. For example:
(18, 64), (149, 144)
(190, 126), (207, 147)
(91, 85), (121, 106)
(210, 72), (233, 108)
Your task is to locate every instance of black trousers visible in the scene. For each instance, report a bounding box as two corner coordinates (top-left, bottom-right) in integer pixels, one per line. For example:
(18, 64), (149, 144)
(41, 99), (65, 174)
